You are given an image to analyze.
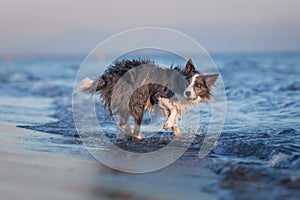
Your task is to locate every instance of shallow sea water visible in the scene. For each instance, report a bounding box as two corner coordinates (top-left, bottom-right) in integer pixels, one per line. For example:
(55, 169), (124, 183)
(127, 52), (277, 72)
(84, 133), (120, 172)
(0, 52), (299, 199)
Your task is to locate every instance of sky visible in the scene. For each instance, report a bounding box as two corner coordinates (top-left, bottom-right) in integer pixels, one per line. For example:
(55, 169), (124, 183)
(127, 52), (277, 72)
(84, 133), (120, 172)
(0, 0), (300, 55)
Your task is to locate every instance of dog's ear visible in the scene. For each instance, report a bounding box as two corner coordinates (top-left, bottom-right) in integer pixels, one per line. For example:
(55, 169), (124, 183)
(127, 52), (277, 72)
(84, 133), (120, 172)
(184, 59), (195, 74)
(204, 74), (219, 88)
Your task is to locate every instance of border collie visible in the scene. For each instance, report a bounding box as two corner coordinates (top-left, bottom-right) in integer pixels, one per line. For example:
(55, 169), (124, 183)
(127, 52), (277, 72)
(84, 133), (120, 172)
(75, 59), (218, 139)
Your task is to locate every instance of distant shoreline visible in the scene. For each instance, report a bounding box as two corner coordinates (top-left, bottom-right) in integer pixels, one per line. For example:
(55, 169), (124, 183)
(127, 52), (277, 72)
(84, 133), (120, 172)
(1, 49), (300, 60)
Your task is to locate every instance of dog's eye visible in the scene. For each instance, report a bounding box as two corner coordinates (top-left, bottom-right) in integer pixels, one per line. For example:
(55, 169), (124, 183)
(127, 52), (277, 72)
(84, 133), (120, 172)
(196, 84), (201, 88)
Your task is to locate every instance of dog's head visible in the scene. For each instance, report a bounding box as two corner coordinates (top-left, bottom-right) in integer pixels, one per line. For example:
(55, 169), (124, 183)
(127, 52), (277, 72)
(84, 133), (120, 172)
(182, 59), (218, 102)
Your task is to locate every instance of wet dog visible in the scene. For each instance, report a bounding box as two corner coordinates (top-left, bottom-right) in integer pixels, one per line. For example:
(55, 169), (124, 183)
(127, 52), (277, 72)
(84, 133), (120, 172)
(75, 59), (218, 139)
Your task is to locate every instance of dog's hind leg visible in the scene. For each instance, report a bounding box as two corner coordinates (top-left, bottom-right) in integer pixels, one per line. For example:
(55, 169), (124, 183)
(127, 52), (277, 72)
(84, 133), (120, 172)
(132, 114), (144, 140)
(118, 114), (132, 139)
(130, 103), (145, 140)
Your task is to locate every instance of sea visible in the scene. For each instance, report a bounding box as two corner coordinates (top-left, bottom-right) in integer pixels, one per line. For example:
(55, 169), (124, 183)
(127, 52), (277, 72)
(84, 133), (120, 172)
(0, 51), (299, 199)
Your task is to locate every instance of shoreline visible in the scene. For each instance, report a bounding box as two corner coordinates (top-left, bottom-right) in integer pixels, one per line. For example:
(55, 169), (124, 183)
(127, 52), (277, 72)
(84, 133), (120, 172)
(0, 122), (98, 200)
(0, 122), (219, 200)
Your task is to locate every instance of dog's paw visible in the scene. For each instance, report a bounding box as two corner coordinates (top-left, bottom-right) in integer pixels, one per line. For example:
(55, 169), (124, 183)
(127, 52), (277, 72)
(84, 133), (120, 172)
(132, 133), (144, 140)
(172, 126), (181, 137)
(163, 120), (173, 130)
(135, 134), (143, 140)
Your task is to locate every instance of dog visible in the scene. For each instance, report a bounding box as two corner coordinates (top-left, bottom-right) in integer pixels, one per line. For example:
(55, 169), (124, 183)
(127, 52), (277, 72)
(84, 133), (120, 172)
(75, 58), (218, 139)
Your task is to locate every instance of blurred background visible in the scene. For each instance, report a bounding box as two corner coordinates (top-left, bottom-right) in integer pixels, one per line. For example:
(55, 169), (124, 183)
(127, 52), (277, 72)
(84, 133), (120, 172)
(1, 0), (299, 56)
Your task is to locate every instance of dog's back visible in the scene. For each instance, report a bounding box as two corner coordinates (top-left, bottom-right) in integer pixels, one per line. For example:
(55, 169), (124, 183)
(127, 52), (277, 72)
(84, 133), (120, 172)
(76, 59), (185, 114)
(76, 60), (154, 111)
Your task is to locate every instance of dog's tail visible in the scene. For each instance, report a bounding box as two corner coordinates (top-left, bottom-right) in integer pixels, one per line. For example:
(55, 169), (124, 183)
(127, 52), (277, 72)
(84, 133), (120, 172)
(74, 77), (99, 94)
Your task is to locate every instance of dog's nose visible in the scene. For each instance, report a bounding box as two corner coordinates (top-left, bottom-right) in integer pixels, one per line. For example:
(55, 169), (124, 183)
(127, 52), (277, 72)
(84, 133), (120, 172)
(185, 91), (191, 96)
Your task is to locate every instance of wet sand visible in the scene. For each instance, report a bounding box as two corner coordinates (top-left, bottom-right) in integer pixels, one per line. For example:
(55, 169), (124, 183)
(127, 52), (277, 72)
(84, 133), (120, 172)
(0, 122), (98, 200)
(0, 122), (219, 200)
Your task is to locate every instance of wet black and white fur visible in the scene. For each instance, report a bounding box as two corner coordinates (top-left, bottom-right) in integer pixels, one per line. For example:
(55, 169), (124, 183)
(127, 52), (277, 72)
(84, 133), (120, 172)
(75, 59), (218, 139)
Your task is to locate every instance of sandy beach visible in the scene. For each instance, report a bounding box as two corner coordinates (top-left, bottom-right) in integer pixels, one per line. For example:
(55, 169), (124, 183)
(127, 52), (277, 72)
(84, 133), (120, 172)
(0, 122), (219, 200)
(0, 122), (98, 200)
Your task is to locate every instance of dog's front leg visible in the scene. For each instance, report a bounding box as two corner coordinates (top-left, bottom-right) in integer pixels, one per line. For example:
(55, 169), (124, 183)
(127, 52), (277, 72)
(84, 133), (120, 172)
(159, 98), (178, 132)
(172, 113), (181, 136)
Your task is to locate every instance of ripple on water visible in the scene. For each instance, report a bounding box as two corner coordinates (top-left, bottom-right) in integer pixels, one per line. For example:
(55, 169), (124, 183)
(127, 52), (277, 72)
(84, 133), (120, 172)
(1, 53), (300, 199)
(0, 96), (57, 125)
